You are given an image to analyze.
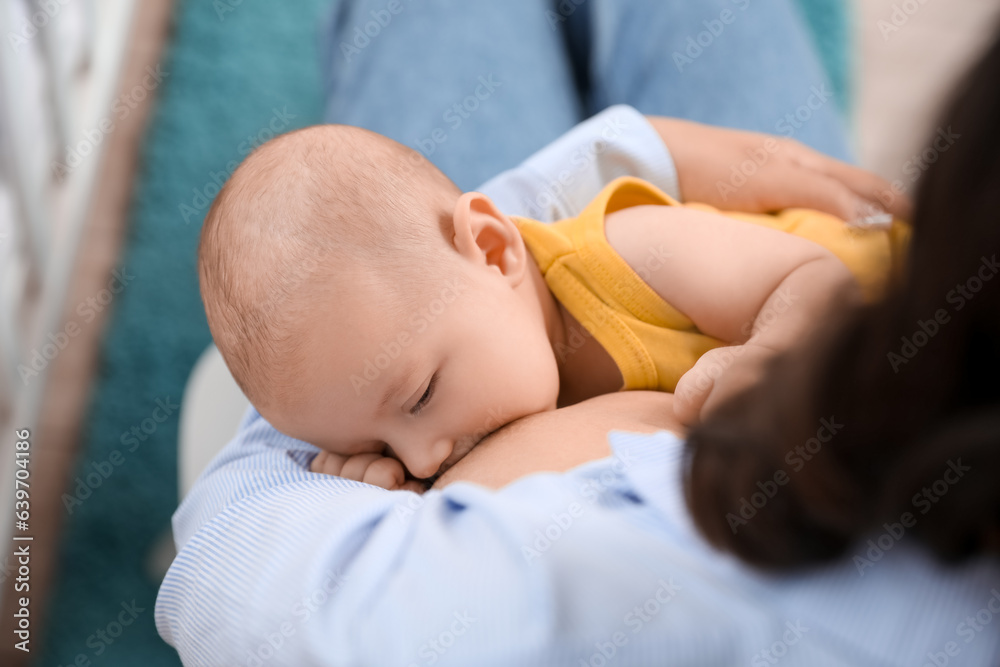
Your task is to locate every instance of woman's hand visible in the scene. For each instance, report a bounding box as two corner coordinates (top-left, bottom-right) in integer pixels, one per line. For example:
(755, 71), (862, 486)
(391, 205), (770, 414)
(433, 391), (683, 490)
(673, 344), (778, 426)
(646, 116), (912, 223)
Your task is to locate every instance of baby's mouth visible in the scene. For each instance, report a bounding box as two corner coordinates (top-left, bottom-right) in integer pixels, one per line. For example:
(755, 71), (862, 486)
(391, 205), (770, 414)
(420, 429), (497, 484)
(422, 447), (468, 485)
(414, 454), (457, 487)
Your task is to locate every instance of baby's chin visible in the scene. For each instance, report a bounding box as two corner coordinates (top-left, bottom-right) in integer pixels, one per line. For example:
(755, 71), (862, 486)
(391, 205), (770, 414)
(423, 443), (480, 489)
(426, 440), (478, 482)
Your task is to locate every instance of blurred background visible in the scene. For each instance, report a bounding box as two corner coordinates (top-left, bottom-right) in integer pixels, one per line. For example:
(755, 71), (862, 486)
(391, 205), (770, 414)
(0, 0), (998, 665)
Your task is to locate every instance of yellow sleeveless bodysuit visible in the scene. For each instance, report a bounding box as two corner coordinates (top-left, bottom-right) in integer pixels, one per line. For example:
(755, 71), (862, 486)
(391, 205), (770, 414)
(511, 176), (909, 393)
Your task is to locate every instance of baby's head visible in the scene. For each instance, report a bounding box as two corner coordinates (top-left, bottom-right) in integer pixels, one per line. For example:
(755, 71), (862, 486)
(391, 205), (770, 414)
(199, 126), (560, 479)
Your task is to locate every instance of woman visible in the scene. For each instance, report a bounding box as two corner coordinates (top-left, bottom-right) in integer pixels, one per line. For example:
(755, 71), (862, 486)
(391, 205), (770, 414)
(158, 2), (999, 665)
(684, 28), (1000, 569)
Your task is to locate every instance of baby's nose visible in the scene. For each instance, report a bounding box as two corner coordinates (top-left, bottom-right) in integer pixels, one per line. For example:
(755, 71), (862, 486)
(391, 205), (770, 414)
(404, 438), (453, 480)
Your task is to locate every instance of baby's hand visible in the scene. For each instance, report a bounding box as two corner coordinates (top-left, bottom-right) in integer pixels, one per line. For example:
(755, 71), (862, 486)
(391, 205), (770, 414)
(674, 344), (776, 425)
(310, 451), (425, 492)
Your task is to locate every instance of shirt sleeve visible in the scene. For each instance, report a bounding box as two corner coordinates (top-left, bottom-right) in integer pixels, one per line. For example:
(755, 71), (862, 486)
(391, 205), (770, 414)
(478, 104), (680, 221)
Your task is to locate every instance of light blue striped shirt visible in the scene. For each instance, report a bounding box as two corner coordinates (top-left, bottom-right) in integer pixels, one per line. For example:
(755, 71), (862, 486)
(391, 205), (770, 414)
(156, 106), (1000, 666)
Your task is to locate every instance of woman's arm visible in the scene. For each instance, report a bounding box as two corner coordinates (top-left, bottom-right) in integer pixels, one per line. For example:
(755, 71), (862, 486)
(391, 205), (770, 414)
(434, 391), (683, 489)
(646, 116), (912, 221)
(604, 204), (860, 423)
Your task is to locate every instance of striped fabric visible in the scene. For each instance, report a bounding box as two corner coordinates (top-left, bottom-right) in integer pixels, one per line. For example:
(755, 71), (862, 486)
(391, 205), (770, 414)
(155, 106), (1000, 666)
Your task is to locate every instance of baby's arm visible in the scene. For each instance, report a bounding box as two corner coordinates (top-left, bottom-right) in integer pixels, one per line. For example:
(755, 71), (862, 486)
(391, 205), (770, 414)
(311, 450), (425, 492)
(604, 204), (861, 423)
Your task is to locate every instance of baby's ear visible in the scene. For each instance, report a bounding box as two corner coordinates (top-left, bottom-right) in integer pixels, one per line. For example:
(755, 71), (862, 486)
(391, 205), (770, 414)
(451, 192), (527, 286)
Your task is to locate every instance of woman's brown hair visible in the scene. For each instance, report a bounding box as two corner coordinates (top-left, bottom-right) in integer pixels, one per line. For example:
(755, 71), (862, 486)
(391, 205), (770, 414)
(684, 28), (1000, 569)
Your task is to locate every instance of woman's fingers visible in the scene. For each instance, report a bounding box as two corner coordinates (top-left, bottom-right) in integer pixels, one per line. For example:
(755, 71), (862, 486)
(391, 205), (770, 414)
(673, 366), (713, 426)
(674, 345), (777, 425)
(648, 115), (913, 219)
(763, 169), (865, 222)
(794, 143), (914, 220)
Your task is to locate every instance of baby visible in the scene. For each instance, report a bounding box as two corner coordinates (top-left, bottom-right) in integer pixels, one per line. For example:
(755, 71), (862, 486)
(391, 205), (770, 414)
(199, 125), (905, 491)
